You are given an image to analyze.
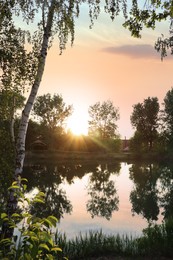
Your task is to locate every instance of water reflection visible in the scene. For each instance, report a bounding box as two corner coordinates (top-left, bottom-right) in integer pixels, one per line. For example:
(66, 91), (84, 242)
(24, 165), (72, 219)
(23, 162), (120, 221)
(86, 164), (119, 220)
(1, 160), (173, 236)
(158, 163), (173, 219)
(129, 163), (160, 222)
(129, 162), (173, 222)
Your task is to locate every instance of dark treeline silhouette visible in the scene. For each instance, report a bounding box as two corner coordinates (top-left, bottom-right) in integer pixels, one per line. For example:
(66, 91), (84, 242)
(26, 120), (121, 152)
(130, 89), (173, 157)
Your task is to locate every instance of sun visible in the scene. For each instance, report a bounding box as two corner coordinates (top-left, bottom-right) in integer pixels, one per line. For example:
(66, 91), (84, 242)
(67, 111), (88, 136)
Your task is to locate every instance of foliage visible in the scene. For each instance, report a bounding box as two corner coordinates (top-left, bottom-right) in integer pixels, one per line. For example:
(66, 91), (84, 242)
(0, 89), (25, 121)
(0, 179), (66, 260)
(130, 97), (160, 151)
(0, 89), (21, 213)
(137, 218), (173, 258)
(88, 100), (120, 139)
(0, 0), (131, 177)
(56, 230), (137, 259)
(0, 127), (14, 213)
(123, 0), (173, 59)
(33, 93), (72, 131)
(162, 87), (173, 150)
(56, 219), (173, 259)
(32, 93), (72, 149)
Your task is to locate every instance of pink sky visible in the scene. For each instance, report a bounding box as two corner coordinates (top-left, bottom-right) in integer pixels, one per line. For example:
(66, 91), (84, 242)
(34, 8), (173, 138)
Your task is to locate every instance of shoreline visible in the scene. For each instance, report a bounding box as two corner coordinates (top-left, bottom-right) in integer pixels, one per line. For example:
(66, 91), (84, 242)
(25, 150), (171, 165)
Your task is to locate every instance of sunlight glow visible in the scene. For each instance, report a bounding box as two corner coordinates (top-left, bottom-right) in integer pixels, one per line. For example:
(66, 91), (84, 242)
(67, 111), (89, 136)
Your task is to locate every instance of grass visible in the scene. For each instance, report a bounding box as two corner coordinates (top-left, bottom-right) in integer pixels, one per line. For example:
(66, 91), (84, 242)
(25, 150), (133, 165)
(55, 219), (173, 259)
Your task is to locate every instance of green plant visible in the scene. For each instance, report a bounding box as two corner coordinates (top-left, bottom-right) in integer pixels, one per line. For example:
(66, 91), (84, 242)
(0, 179), (67, 260)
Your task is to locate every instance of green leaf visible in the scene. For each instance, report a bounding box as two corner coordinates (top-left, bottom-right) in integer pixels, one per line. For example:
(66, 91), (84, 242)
(51, 247), (62, 252)
(23, 184), (27, 191)
(39, 243), (50, 251)
(1, 213), (8, 219)
(8, 185), (20, 190)
(42, 218), (52, 228)
(37, 191), (45, 197)
(0, 238), (12, 245)
(46, 254), (54, 260)
(47, 215), (58, 227)
(12, 181), (18, 186)
(33, 198), (45, 204)
(12, 213), (21, 218)
(22, 212), (31, 218)
(30, 236), (39, 242)
(39, 231), (52, 242)
(21, 178), (28, 182)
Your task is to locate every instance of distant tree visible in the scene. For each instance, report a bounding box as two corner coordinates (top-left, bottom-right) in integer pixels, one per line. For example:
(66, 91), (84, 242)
(131, 97), (160, 151)
(32, 93), (72, 148)
(163, 87), (173, 149)
(33, 93), (72, 131)
(88, 100), (120, 139)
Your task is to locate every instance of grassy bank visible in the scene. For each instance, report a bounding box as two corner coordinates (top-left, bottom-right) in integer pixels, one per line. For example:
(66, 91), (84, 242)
(55, 219), (173, 259)
(25, 150), (133, 164)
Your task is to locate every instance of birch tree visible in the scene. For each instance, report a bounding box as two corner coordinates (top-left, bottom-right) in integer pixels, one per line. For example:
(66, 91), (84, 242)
(0, 0), (129, 179)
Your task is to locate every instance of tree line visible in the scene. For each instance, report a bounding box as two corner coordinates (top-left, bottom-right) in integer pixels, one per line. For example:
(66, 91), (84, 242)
(130, 88), (173, 155)
(0, 90), (121, 152)
(29, 87), (173, 154)
(1, 88), (173, 154)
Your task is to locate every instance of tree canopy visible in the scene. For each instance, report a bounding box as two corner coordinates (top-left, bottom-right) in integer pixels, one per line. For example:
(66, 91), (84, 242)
(131, 97), (160, 151)
(33, 93), (72, 130)
(163, 88), (173, 148)
(88, 100), (120, 139)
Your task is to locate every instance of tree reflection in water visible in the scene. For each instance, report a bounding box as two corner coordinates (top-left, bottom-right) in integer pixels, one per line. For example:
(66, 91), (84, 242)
(158, 163), (173, 219)
(129, 163), (160, 222)
(19, 161), (173, 229)
(86, 164), (120, 220)
(129, 162), (173, 223)
(24, 164), (72, 220)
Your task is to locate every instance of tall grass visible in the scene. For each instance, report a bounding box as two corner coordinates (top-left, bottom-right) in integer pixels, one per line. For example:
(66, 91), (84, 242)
(56, 230), (138, 259)
(55, 219), (173, 259)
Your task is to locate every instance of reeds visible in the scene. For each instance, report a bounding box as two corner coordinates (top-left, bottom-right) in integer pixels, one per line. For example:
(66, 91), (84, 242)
(55, 230), (138, 259)
(55, 219), (173, 259)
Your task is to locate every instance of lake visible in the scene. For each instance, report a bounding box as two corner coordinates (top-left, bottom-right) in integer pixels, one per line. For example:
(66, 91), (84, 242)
(23, 159), (173, 239)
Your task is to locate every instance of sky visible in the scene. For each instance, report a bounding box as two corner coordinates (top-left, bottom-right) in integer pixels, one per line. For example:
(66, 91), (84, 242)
(34, 3), (173, 139)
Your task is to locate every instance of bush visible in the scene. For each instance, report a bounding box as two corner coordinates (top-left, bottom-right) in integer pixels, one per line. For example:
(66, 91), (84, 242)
(0, 179), (66, 260)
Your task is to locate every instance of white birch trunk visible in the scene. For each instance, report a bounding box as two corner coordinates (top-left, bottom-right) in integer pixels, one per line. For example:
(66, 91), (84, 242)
(15, 0), (56, 179)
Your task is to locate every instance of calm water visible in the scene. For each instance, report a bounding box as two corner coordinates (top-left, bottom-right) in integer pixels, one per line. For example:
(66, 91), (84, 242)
(22, 160), (173, 239)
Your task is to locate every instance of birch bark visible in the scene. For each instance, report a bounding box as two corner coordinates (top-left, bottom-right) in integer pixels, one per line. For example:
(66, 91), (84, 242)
(15, 0), (56, 179)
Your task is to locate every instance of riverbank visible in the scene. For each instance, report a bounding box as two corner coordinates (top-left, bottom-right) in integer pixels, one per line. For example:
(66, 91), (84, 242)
(25, 150), (133, 164)
(25, 150), (171, 165)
